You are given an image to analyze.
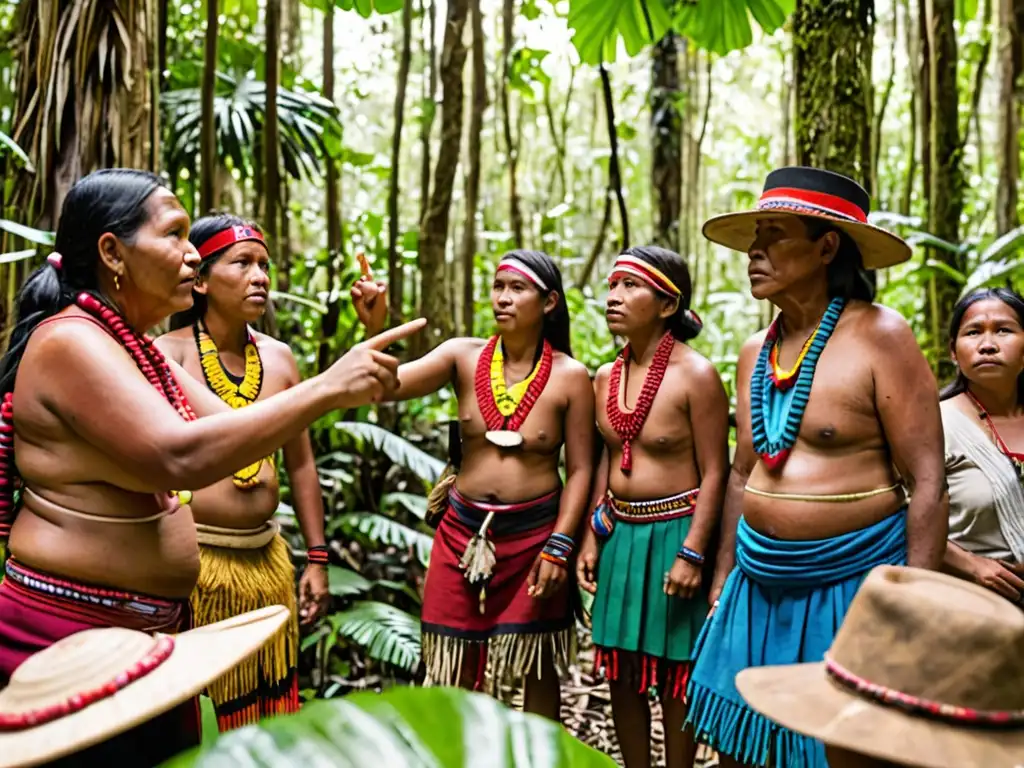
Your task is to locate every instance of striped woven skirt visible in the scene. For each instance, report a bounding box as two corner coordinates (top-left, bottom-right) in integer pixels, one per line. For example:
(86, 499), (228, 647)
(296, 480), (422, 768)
(191, 527), (299, 731)
(421, 487), (575, 691)
(0, 558), (199, 763)
(590, 489), (706, 699)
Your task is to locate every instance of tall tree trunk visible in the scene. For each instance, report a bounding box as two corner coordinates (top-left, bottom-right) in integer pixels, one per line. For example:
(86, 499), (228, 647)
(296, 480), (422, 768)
(318, 4), (343, 373)
(793, 0), (875, 190)
(264, 0), (282, 260)
(200, 0), (218, 214)
(501, 0), (524, 248)
(872, 1), (899, 201)
(651, 32), (682, 251)
(387, 0), (414, 324)
(460, 0), (486, 336)
(901, 0), (918, 216)
(159, 0), (169, 90)
(419, 0), (438, 226)
(599, 65), (630, 252)
(996, 0), (1023, 234)
(926, 0), (964, 376)
(919, 0), (932, 219)
(418, 0), (469, 349)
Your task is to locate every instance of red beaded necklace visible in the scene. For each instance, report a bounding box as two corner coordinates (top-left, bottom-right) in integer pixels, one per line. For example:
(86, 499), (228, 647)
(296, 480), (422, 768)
(966, 390), (1024, 479)
(473, 335), (553, 433)
(0, 295), (196, 542)
(606, 331), (675, 472)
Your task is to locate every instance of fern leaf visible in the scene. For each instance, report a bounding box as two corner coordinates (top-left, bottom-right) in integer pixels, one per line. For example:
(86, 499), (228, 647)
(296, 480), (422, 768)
(329, 601), (421, 672)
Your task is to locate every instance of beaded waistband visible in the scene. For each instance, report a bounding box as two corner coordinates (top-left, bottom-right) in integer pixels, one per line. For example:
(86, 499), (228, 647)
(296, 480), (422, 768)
(607, 488), (699, 523)
(3, 559), (183, 618)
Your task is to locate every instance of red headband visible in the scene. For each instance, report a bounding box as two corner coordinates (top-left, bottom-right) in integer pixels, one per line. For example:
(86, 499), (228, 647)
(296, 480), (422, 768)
(197, 225), (267, 261)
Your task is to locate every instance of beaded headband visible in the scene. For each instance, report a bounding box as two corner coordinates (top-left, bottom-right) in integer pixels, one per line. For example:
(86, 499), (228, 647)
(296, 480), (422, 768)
(197, 225), (267, 262)
(609, 255), (681, 298)
(496, 257), (548, 291)
(825, 655), (1024, 728)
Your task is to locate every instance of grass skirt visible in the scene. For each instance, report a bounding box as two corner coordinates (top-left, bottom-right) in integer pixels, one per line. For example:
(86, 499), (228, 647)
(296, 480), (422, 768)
(686, 510), (907, 767)
(192, 534), (300, 730)
(590, 496), (706, 699)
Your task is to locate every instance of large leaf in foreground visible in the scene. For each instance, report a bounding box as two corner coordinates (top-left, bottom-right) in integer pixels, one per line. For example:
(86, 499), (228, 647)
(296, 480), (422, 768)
(163, 687), (614, 767)
(677, 0), (794, 55)
(567, 0), (672, 65)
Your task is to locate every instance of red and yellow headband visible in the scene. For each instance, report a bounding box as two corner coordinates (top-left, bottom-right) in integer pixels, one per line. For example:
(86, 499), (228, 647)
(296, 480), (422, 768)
(608, 254), (681, 298)
(496, 256), (549, 291)
(197, 225), (268, 262)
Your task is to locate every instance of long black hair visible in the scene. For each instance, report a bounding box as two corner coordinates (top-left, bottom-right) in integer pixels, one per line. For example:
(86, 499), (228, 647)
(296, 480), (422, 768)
(0, 169), (166, 396)
(168, 213), (262, 331)
(801, 217), (875, 303)
(940, 287), (1024, 404)
(619, 245), (703, 342)
(502, 249), (573, 357)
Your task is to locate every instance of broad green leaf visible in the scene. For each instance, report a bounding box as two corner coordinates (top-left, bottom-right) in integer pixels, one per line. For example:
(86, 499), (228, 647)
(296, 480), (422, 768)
(335, 511), (433, 565)
(962, 256), (1024, 294)
(382, 492), (429, 520)
(164, 687), (614, 767)
(979, 225), (1024, 263)
(333, 422), (445, 483)
(335, 0), (403, 17)
(0, 221), (55, 246)
(677, 0), (794, 55)
(0, 130), (33, 170)
(566, 0), (673, 66)
(327, 565), (373, 597)
(956, 0), (979, 22)
(0, 249), (37, 265)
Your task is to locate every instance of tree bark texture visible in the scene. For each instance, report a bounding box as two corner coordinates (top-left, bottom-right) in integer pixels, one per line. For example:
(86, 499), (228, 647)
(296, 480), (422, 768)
(460, 0), (487, 336)
(501, 0), (524, 248)
(387, 0), (414, 324)
(926, 0), (964, 375)
(200, 0), (219, 215)
(599, 65), (630, 253)
(263, 0), (282, 254)
(10, 0), (160, 226)
(651, 32), (682, 252)
(418, 0), (470, 349)
(793, 0), (875, 192)
(318, 3), (343, 374)
(996, 0), (1024, 234)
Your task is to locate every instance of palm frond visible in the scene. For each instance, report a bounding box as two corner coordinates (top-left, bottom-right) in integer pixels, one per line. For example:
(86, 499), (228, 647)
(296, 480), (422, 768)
(333, 422), (444, 484)
(334, 511), (433, 566)
(327, 565), (373, 597)
(329, 600), (421, 672)
(381, 492), (429, 521)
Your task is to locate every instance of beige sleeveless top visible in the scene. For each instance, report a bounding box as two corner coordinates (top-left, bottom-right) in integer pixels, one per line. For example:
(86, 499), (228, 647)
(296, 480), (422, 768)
(942, 401), (1024, 562)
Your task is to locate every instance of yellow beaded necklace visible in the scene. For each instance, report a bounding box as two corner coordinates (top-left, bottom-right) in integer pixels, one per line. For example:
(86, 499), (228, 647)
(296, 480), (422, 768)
(489, 340), (544, 417)
(194, 322), (273, 488)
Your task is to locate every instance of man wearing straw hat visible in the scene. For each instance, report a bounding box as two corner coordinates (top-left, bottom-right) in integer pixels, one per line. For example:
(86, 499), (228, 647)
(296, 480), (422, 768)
(685, 167), (948, 768)
(0, 605), (288, 767)
(737, 565), (1024, 768)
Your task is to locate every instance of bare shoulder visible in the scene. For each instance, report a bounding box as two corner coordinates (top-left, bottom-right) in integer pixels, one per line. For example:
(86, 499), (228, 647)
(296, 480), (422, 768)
(674, 343), (724, 386)
(593, 361), (614, 387)
(848, 302), (918, 354)
(252, 331), (297, 364)
(152, 327), (192, 362)
(552, 351), (591, 384)
(739, 329), (768, 364)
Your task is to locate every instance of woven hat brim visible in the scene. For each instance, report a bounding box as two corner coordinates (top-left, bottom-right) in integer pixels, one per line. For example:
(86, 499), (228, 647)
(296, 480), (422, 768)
(0, 604), (290, 768)
(703, 210), (912, 270)
(736, 663), (1024, 768)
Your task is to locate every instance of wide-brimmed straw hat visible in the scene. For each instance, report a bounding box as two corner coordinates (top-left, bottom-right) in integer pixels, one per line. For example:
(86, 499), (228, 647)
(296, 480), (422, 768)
(736, 566), (1024, 768)
(0, 604), (289, 767)
(702, 166), (912, 269)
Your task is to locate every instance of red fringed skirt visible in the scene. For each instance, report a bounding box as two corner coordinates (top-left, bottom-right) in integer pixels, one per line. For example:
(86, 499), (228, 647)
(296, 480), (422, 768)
(420, 487), (575, 690)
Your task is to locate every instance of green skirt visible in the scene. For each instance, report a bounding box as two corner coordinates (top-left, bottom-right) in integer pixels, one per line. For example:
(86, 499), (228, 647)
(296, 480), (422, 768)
(591, 513), (707, 697)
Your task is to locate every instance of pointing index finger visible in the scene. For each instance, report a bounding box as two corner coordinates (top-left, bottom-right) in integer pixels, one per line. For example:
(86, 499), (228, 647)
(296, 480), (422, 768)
(361, 318), (428, 351)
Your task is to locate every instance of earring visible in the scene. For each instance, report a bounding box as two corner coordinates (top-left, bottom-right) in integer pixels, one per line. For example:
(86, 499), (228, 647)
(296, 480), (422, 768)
(114, 274), (121, 292)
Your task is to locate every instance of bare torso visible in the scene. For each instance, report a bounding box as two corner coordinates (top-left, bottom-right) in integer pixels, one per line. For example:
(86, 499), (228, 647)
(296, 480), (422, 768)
(10, 310), (200, 597)
(741, 303), (905, 540)
(595, 342), (705, 500)
(155, 327), (285, 530)
(448, 339), (580, 503)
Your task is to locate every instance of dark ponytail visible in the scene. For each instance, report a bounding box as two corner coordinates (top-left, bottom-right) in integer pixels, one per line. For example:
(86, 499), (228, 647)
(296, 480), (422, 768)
(169, 213), (261, 330)
(620, 245), (702, 342)
(503, 249), (573, 357)
(0, 169), (166, 396)
(940, 288), (1024, 405)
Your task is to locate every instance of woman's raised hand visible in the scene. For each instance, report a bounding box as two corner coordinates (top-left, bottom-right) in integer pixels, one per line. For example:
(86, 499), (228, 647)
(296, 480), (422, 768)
(326, 319), (426, 408)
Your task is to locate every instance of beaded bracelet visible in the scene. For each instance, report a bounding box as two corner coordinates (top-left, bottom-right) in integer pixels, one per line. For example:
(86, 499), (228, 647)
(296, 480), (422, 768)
(307, 545), (329, 566)
(676, 546), (704, 566)
(540, 533), (574, 569)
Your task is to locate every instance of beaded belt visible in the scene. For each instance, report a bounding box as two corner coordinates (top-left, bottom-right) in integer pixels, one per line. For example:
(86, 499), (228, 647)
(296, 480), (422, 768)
(607, 488), (699, 523)
(4, 559), (182, 619)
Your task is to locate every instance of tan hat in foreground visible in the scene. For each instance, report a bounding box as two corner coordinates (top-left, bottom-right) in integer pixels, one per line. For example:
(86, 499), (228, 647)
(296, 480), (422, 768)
(736, 566), (1024, 768)
(0, 604), (290, 768)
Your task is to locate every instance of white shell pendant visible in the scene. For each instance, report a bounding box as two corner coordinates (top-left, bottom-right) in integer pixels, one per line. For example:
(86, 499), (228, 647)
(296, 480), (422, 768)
(485, 430), (524, 448)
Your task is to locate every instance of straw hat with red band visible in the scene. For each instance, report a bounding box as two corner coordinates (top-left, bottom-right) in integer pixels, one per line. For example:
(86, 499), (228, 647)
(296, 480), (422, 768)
(197, 224), (268, 262)
(702, 166), (912, 270)
(736, 566), (1024, 768)
(0, 605), (288, 768)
